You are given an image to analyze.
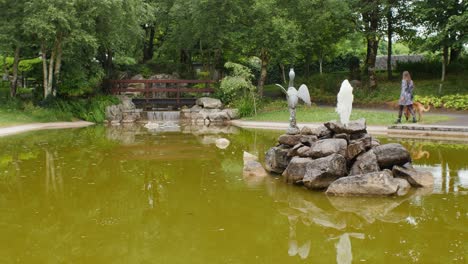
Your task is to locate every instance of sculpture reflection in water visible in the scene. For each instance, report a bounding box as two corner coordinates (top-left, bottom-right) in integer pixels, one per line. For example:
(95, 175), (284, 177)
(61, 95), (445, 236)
(243, 174), (433, 263)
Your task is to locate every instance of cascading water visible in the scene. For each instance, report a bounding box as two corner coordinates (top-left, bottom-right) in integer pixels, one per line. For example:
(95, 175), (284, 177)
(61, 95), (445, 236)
(147, 111), (180, 122)
(145, 111), (181, 132)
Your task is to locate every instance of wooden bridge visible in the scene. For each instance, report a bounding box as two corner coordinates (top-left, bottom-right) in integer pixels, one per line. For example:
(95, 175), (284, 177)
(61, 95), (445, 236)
(108, 79), (216, 110)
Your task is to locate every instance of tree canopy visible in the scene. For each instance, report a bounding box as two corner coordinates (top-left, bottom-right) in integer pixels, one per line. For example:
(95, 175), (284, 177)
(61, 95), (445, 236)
(0, 0), (466, 98)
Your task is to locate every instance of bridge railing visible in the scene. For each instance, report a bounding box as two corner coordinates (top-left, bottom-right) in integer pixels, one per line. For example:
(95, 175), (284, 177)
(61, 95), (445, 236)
(108, 79), (216, 109)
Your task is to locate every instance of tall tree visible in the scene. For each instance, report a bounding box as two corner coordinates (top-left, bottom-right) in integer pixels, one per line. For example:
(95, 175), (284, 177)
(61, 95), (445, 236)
(415, 0), (467, 92)
(0, 0), (27, 97)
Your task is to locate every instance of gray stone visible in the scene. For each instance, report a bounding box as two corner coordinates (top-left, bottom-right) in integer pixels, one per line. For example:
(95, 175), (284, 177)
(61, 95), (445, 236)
(349, 150), (380, 175)
(300, 135), (318, 146)
(371, 138), (381, 147)
(334, 133), (350, 142)
(265, 146), (291, 174)
(282, 157), (314, 184)
(347, 135), (372, 160)
(278, 134), (302, 146)
(190, 105), (203, 113)
(324, 118), (367, 134)
(392, 166), (434, 187)
(394, 178), (411, 196)
(208, 111), (230, 123)
(312, 125), (333, 138)
(287, 143), (305, 157)
(196, 97), (223, 109)
(296, 146), (311, 157)
(300, 126), (314, 135)
(302, 154), (348, 189)
(303, 138), (347, 159)
(222, 108), (239, 119)
(373, 143), (411, 169)
(326, 170), (402, 196)
(106, 105), (123, 123)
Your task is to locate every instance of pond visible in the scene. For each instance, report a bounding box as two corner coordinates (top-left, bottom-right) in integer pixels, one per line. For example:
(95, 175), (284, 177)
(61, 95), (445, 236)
(0, 125), (466, 263)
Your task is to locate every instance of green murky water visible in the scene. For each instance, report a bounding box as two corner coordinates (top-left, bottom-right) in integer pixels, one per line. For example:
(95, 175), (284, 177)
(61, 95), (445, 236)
(0, 125), (466, 263)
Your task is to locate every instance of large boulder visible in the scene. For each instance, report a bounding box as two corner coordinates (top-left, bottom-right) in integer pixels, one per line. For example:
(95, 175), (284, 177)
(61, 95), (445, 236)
(265, 146), (291, 174)
(324, 118), (367, 134)
(222, 108), (239, 120)
(326, 170), (407, 196)
(278, 134), (303, 146)
(302, 138), (347, 159)
(302, 154), (348, 189)
(282, 157), (314, 184)
(373, 143), (411, 169)
(349, 150), (380, 175)
(392, 166), (434, 187)
(347, 135), (372, 160)
(106, 105), (123, 124)
(196, 97), (223, 109)
(208, 111), (230, 123)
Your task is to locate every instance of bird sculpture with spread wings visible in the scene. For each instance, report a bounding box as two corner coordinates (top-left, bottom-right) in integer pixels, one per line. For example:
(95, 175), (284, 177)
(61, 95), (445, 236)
(276, 68), (311, 135)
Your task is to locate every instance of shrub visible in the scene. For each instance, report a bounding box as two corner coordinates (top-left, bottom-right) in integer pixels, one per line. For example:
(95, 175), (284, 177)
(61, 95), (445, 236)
(41, 95), (119, 122)
(217, 62), (256, 105)
(414, 94), (468, 110)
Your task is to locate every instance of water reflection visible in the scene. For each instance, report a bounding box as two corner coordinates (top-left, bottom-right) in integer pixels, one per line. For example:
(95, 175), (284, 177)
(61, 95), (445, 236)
(0, 127), (466, 263)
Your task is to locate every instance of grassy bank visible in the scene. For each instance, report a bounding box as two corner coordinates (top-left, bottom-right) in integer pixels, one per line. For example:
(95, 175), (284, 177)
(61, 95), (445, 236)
(0, 95), (118, 127)
(243, 103), (452, 126)
(263, 73), (468, 108)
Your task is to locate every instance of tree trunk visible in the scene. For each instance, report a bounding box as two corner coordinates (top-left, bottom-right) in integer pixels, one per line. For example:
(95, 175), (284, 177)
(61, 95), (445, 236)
(439, 45), (448, 94)
(41, 43), (49, 98)
(366, 38), (378, 89)
(105, 49), (113, 78)
(53, 38), (62, 96)
(143, 26), (155, 62)
(47, 43), (56, 97)
(319, 56), (323, 75)
(10, 46), (20, 98)
(362, 1), (379, 89)
(257, 49), (269, 97)
(386, 7), (393, 80)
(279, 63), (286, 84)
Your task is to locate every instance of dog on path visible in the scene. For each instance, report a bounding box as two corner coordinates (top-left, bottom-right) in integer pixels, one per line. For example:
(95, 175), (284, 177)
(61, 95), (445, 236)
(404, 101), (431, 122)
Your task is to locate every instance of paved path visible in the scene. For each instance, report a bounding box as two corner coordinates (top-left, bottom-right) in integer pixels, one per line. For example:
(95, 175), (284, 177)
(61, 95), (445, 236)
(0, 121), (95, 137)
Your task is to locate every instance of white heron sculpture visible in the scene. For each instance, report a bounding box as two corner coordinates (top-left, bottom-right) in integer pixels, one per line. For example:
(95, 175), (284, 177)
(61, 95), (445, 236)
(276, 68), (311, 135)
(336, 79), (354, 126)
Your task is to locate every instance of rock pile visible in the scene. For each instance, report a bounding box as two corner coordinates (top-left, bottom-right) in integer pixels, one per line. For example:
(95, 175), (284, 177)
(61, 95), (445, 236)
(265, 118), (434, 196)
(181, 97), (239, 125)
(105, 96), (142, 125)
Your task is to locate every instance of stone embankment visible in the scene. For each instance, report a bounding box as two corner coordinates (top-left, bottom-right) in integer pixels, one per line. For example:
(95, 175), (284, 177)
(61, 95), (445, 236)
(181, 97), (239, 125)
(264, 119), (434, 196)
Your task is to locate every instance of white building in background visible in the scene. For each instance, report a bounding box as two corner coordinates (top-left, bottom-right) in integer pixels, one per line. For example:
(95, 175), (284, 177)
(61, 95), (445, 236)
(375, 55), (424, 70)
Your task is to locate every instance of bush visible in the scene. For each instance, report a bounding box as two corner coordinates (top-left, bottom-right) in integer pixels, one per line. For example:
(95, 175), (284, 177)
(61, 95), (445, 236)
(41, 95), (119, 122)
(217, 62), (256, 105)
(232, 95), (259, 117)
(414, 94), (468, 110)
(396, 58), (468, 77)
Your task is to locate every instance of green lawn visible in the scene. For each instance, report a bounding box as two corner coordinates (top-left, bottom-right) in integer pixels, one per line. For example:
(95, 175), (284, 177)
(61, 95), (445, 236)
(243, 105), (452, 126)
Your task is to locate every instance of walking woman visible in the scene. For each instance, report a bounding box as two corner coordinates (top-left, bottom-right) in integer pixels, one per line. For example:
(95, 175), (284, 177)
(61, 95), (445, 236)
(395, 71), (417, 123)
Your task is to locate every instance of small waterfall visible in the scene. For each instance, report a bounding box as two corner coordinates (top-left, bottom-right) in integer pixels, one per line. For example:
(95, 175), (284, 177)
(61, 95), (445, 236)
(145, 111), (181, 132)
(147, 111), (180, 122)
